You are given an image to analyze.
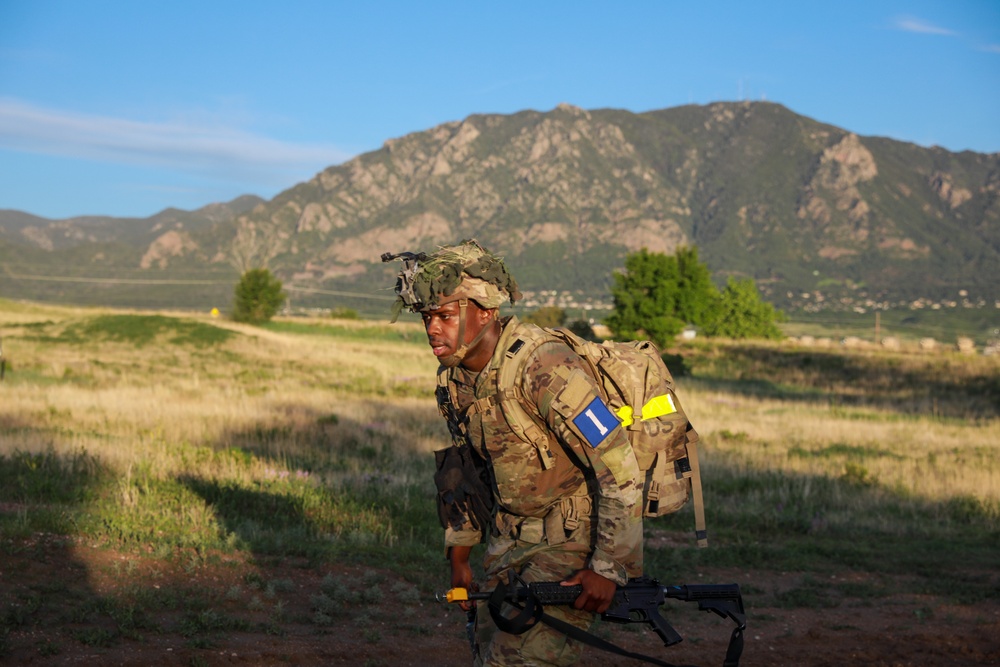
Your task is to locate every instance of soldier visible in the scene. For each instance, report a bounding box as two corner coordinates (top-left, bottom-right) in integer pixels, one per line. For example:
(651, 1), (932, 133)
(384, 240), (644, 666)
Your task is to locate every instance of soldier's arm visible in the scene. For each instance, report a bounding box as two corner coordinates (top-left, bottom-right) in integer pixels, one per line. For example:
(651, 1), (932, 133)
(448, 545), (476, 612)
(526, 342), (644, 585)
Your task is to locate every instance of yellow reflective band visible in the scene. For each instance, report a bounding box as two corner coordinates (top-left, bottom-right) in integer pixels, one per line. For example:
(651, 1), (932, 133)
(616, 405), (634, 427)
(617, 395), (676, 426)
(446, 588), (470, 603)
(641, 394), (677, 421)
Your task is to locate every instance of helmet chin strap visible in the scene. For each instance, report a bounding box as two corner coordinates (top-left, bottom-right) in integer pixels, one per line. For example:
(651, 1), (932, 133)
(438, 298), (494, 369)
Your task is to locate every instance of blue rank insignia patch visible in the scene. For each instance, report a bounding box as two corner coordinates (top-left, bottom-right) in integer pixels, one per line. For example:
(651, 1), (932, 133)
(573, 397), (620, 448)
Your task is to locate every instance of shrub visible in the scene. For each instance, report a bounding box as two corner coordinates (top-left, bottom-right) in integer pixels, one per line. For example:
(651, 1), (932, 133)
(232, 269), (286, 325)
(524, 307), (566, 328)
(703, 277), (784, 340)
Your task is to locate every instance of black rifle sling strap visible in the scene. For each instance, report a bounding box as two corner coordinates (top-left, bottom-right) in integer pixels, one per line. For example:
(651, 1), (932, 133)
(535, 609), (690, 667)
(723, 622), (745, 667)
(487, 579), (544, 634)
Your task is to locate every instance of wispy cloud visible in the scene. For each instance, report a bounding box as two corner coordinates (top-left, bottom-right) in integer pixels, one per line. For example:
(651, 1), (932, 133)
(891, 16), (958, 37)
(982, 44), (1000, 54)
(0, 98), (351, 181)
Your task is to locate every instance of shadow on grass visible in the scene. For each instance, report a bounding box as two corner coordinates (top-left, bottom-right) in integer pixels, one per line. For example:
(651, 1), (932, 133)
(683, 344), (1000, 420)
(175, 399), (445, 568)
(0, 402), (447, 660)
(0, 447), (153, 659)
(644, 458), (1000, 606)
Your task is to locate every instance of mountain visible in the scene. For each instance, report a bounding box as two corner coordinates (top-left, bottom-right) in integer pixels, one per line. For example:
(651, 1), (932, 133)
(2, 102), (998, 313)
(0, 195), (264, 310)
(0, 194), (263, 258)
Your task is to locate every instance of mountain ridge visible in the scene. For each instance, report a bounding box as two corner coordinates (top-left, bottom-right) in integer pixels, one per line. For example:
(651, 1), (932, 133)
(2, 102), (997, 313)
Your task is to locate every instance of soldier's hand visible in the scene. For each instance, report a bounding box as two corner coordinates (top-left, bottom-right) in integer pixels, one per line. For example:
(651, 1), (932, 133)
(449, 546), (476, 612)
(561, 569), (616, 614)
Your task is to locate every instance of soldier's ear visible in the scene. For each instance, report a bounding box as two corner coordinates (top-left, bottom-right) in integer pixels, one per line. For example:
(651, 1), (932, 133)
(469, 301), (493, 323)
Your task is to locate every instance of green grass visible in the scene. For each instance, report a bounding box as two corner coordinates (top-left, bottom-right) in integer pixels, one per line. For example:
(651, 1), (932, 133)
(645, 450), (999, 604)
(0, 443), (427, 562)
(262, 319), (426, 344)
(77, 314), (236, 347)
(672, 340), (1000, 420)
(782, 307), (999, 346)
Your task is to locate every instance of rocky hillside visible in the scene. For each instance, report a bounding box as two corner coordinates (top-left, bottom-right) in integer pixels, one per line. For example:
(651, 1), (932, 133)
(229, 101), (1000, 309)
(2, 102), (998, 312)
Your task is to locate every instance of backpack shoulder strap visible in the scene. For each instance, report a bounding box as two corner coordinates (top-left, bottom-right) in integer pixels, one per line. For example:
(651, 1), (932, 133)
(470, 324), (561, 469)
(495, 324), (554, 397)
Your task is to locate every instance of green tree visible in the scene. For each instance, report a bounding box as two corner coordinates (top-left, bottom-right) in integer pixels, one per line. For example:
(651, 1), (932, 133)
(232, 268), (286, 324)
(673, 246), (720, 326)
(606, 247), (719, 348)
(703, 277), (784, 339)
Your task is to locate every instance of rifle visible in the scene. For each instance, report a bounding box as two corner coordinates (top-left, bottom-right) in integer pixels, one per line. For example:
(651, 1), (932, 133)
(438, 574), (746, 667)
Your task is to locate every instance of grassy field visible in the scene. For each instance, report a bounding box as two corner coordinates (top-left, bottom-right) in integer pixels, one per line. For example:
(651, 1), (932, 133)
(1, 299), (998, 665)
(778, 306), (999, 347)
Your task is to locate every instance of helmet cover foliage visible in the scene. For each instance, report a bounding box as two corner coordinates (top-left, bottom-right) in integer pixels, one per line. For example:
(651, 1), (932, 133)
(383, 240), (521, 321)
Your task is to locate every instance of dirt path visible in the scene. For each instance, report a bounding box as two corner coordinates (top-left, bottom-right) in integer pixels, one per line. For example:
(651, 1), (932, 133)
(1, 537), (997, 666)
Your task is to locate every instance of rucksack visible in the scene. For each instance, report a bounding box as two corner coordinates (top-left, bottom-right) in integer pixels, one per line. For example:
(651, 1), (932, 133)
(497, 325), (707, 547)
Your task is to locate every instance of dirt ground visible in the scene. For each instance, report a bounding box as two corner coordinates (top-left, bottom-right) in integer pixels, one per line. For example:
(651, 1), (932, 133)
(1, 534), (998, 667)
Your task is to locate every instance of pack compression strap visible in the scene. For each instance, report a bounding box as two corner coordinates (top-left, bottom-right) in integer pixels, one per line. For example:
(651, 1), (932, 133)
(687, 428), (708, 548)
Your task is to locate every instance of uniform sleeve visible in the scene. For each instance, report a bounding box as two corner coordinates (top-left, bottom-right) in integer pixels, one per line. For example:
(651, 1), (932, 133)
(524, 341), (644, 584)
(444, 524), (483, 549)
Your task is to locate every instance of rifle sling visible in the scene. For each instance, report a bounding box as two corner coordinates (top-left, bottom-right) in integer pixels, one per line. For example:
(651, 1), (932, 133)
(539, 609), (744, 667)
(535, 609), (692, 667)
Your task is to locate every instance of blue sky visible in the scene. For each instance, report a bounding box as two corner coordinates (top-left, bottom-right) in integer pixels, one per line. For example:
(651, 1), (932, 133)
(1, 1), (998, 219)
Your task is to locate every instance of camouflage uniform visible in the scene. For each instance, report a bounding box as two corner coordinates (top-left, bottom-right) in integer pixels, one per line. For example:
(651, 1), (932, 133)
(383, 241), (644, 666)
(439, 316), (644, 666)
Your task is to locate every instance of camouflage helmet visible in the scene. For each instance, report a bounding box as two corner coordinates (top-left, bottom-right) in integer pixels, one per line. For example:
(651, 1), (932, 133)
(382, 240), (521, 321)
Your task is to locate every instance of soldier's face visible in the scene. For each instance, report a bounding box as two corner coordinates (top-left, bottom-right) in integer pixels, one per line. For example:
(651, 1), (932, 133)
(422, 300), (491, 361)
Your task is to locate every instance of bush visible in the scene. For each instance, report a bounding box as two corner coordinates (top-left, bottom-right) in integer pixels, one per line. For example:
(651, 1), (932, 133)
(524, 306), (566, 328)
(567, 319), (597, 341)
(329, 307), (359, 320)
(661, 352), (691, 377)
(703, 278), (784, 340)
(232, 269), (286, 325)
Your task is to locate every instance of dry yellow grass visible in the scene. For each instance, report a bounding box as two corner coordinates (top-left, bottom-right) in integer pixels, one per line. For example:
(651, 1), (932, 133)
(0, 307), (444, 489)
(684, 385), (1000, 502)
(2, 302), (997, 508)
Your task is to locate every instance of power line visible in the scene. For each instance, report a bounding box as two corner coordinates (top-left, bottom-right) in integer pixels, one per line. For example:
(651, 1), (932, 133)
(4, 271), (229, 286)
(284, 285), (395, 301)
(3, 268), (394, 301)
